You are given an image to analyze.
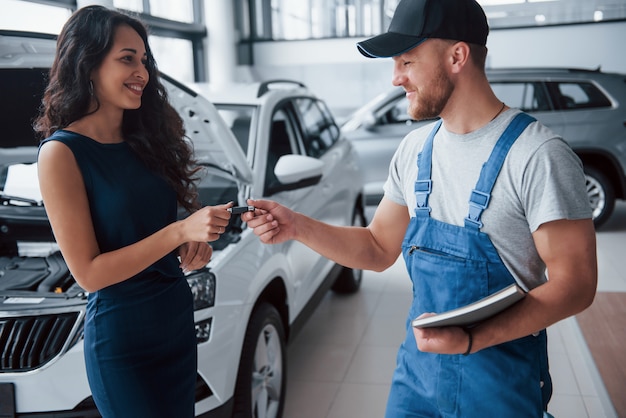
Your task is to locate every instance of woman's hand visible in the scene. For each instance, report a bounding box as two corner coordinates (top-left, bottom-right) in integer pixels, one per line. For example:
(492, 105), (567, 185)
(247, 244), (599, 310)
(180, 203), (232, 243)
(179, 241), (213, 273)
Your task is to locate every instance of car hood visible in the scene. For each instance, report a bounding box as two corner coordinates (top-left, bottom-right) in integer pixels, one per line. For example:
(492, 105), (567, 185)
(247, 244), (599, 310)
(162, 74), (253, 185)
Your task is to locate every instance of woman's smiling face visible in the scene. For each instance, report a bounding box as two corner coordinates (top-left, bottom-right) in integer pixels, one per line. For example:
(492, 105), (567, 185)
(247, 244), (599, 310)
(90, 23), (149, 113)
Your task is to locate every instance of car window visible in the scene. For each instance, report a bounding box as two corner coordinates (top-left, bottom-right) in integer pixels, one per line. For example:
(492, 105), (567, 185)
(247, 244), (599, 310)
(264, 108), (299, 196)
(549, 81), (612, 110)
(214, 105), (255, 154)
(1, 68), (49, 147)
(490, 81), (552, 112)
(295, 98), (339, 158)
(317, 100), (341, 141)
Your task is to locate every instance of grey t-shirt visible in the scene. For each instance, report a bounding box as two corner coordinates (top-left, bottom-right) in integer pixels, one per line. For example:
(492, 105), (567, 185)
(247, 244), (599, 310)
(384, 109), (591, 290)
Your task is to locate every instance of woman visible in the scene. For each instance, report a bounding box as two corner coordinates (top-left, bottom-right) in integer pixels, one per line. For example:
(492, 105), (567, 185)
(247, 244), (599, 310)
(36, 6), (231, 417)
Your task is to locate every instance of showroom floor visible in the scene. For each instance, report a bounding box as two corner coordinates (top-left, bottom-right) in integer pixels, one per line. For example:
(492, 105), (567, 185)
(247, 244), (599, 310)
(283, 203), (625, 418)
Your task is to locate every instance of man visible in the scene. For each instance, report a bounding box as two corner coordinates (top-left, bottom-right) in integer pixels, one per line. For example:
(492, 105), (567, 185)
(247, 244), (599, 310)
(243, 0), (597, 416)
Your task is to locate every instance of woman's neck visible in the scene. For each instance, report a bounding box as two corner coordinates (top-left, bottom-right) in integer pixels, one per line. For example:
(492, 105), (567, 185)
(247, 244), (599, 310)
(66, 110), (124, 144)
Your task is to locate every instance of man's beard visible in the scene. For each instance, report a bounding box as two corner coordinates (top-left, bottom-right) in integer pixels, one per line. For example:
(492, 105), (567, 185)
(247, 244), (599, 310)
(407, 68), (454, 121)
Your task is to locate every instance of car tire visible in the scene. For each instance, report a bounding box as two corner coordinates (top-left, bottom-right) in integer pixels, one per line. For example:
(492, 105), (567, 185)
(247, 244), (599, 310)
(233, 303), (286, 418)
(584, 166), (615, 228)
(331, 205), (366, 294)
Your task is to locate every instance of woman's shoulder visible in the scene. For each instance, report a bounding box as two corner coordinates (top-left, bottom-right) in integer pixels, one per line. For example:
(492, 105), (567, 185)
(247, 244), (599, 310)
(37, 133), (79, 175)
(41, 129), (86, 147)
(39, 130), (105, 166)
(41, 130), (127, 153)
(49, 129), (93, 141)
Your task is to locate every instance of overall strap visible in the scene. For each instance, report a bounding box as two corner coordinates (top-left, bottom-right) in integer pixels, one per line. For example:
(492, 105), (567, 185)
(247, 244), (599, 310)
(464, 112), (536, 229)
(414, 119), (443, 215)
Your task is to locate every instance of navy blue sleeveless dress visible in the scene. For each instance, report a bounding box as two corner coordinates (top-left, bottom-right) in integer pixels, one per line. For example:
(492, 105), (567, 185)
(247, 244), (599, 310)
(41, 131), (197, 418)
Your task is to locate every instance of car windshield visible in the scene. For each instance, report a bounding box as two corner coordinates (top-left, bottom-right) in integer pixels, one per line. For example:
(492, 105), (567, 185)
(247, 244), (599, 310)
(214, 104), (255, 155)
(195, 166), (239, 208)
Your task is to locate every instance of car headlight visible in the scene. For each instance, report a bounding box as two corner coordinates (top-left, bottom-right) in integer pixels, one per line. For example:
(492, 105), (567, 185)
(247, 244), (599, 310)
(185, 268), (216, 311)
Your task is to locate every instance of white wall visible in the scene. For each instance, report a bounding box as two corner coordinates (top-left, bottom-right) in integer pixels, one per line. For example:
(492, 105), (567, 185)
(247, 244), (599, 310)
(245, 20), (626, 114)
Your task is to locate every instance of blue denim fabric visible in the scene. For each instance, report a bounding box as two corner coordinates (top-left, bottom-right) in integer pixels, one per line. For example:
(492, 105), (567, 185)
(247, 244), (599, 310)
(385, 114), (552, 417)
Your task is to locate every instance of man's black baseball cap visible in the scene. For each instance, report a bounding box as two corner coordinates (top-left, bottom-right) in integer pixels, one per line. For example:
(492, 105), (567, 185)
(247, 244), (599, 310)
(357, 0), (489, 58)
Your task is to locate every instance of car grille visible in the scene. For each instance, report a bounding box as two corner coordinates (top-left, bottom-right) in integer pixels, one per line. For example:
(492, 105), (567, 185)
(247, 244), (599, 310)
(0, 312), (80, 372)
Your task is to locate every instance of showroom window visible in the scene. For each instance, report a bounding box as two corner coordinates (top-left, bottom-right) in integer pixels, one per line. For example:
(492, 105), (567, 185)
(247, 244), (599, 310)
(150, 36), (195, 82)
(240, 0), (626, 41)
(0, 0), (71, 34)
(269, 0), (386, 39)
(114, 0), (195, 23)
(3, 0), (205, 82)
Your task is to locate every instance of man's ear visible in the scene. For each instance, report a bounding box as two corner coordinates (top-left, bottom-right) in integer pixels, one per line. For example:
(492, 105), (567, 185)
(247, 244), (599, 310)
(449, 41), (471, 74)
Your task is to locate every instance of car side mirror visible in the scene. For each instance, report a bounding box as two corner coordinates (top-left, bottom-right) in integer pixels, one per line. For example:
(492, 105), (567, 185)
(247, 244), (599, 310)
(272, 154), (324, 192)
(361, 112), (377, 131)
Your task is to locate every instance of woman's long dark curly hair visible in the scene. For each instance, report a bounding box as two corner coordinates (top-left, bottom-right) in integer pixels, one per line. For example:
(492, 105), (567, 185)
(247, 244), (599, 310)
(34, 5), (200, 212)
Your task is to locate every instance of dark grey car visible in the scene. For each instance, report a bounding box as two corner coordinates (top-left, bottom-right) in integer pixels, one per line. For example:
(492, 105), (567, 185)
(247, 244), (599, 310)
(342, 67), (626, 227)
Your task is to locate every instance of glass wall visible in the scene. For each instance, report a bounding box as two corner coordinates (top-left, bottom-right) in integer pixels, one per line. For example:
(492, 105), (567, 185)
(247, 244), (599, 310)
(0, 0), (72, 34)
(150, 36), (194, 82)
(114, 0), (195, 23)
(2, 0), (203, 82)
(263, 0), (387, 40)
(239, 0), (626, 41)
(5, 0), (626, 78)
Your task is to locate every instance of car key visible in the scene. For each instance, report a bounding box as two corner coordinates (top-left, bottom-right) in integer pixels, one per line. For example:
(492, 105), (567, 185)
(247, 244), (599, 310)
(227, 205), (255, 214)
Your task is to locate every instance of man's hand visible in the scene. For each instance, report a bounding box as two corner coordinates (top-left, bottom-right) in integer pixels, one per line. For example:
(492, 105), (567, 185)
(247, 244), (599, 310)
(241, 199), (297, 244)
(412, 316), (471, 355)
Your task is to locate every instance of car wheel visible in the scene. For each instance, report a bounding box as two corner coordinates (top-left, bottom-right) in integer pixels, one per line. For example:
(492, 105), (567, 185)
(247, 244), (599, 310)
(233, 303), (286, 418)
(585, 166), (615, 228)
(331, 205), (366, 294)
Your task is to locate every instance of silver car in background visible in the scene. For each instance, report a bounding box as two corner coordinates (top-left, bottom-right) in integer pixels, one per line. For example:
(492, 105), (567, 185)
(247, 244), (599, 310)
(342, 67), (626, 227)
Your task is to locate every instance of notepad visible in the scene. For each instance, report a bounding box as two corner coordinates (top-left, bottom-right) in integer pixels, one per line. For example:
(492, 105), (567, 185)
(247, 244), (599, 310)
(411, 284), (526, 328)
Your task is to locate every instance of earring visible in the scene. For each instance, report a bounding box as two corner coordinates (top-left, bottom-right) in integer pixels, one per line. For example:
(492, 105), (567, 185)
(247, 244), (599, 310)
(89, 80), (94, 96)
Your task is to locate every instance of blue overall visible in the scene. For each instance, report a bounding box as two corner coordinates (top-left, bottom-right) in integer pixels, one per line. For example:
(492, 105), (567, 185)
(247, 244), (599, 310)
(385, 114), (552, 417)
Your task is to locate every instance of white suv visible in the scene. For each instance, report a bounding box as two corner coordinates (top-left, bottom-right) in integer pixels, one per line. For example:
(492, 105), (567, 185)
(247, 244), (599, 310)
(0, 31), (365, 418)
